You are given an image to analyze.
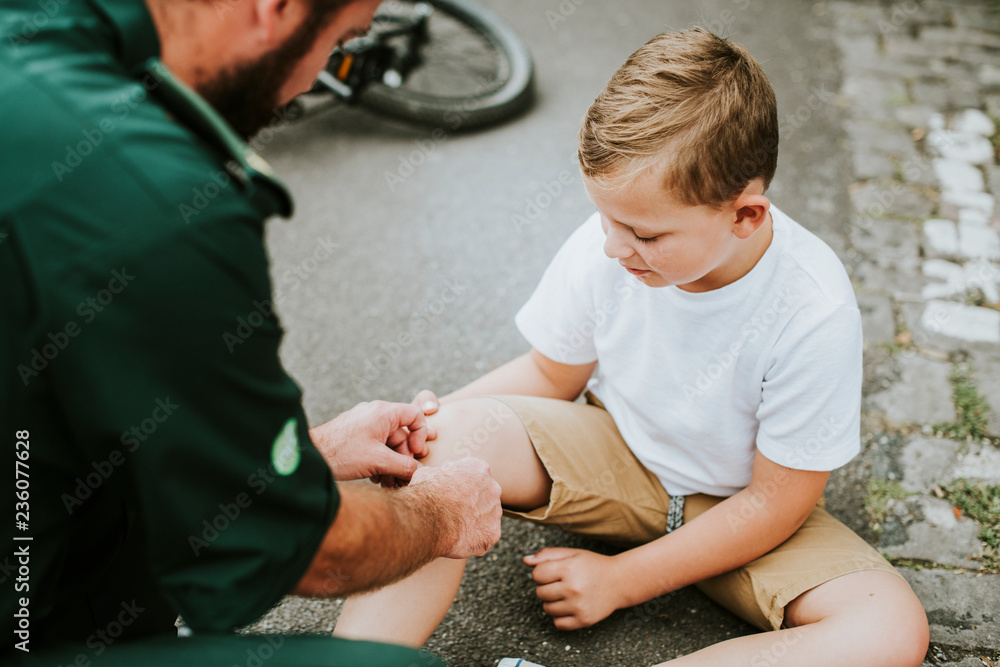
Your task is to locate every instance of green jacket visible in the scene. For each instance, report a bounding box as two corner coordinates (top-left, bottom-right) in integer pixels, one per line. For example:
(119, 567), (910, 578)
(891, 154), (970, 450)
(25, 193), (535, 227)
(1, 0), (338, 654)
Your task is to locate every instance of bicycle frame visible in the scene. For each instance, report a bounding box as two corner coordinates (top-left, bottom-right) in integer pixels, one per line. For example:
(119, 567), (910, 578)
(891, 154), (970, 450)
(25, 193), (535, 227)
(315, 6), (431, 103)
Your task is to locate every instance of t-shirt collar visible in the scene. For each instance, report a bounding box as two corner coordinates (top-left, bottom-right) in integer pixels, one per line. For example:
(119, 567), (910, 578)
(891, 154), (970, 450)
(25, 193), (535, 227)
(87, 0), (161, 72)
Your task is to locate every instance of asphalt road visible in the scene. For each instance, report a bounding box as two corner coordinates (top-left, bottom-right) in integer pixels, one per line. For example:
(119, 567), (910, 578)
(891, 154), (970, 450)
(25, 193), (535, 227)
(252, 1), (856, 664)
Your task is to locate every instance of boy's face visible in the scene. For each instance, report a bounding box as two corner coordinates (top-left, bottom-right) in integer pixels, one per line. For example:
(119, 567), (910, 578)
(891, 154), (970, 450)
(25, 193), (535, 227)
(584, 168), (758, 292)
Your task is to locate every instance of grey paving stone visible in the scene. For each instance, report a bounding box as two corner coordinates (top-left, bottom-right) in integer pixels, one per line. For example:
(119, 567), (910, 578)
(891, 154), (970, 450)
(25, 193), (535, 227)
(841, 74), (909, 106)
(951, 4), (1000, 34)
(896, 105), (940, 129)
(951, 442), (1000, 483)
(845, 120), (920, 158)
(849, 215), (922, 267)
(920, 25), (1000, 50)
(857, 292), (896, 344)
(885, 34), (949, 60)
(987, 166), (1000, 199)
(884, 496), (984, 569)
(851, 260), (925, 300)
(850, 180), (936, 219)
(868, 354), (956, 425)
(970, 356), (1000, 435)
(898, 437), (963, 494)
(985, 94), (1000, 120)
(958, 44), (1000, 70)
(899, 569), (1000, 651)
(852, 151), (897, 181)
(979, 62), (1000, 87)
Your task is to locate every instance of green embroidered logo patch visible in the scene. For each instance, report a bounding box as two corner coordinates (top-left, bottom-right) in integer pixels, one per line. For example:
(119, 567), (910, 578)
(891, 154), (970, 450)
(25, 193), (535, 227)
(271, 418), (301, 476)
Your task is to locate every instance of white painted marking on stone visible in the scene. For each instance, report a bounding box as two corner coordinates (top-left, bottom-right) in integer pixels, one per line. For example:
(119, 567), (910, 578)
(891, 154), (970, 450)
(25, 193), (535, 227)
(923, 219), (959, 255)
(953, 108), (996, 137)
(942, 189), (995, 216)
(921, 300), (1000, 343)
(958, 208), (990, 227)
(959, 223), (1000, 260)
(927, 129), (994, 164)
(921, 259), (965, 299)
(934, 158), (985, 192)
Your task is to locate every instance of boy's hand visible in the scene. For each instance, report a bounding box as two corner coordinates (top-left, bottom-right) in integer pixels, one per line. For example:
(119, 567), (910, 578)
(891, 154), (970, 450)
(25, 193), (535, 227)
(524, 548), (625, 630)
(411, 389), (441, 441)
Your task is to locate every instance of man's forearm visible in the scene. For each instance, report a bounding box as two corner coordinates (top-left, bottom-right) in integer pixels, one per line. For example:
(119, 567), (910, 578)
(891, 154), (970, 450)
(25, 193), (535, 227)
(613, 487), (811, 608)
(293, 483), (448, 598)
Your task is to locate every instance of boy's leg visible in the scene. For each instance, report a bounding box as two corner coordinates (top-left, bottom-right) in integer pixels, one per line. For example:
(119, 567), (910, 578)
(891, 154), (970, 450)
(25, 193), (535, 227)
(652, 497), (928, 666)
(656, 569), (928, 667)
(334, 397), (551, 647)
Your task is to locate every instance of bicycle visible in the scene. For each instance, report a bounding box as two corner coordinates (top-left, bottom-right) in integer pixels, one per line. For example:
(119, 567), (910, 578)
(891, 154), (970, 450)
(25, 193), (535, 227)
(289, 0), (535, 131)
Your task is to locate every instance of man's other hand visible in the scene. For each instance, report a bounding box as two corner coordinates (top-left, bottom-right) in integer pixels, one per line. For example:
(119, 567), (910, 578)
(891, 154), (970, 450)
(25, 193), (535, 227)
(409, 458), (503, 559)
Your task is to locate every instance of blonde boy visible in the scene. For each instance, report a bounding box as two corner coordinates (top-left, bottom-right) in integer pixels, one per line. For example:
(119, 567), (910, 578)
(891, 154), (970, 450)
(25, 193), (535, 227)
(334, 28), (929, 666)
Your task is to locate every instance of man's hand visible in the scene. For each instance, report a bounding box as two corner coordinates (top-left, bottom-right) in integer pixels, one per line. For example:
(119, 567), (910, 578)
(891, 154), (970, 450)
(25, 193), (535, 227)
(408, 458), (503, 558)
(309, 400), (429, 485)
(525, 548), (626, 630)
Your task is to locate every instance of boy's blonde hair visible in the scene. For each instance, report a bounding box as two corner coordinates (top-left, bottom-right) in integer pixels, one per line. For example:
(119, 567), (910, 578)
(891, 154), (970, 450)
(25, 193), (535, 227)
(579, 28), (778, 208)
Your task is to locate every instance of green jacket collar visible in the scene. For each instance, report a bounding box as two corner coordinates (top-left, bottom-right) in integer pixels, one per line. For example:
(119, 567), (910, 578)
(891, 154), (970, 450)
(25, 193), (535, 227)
(87, 0), (161, 72)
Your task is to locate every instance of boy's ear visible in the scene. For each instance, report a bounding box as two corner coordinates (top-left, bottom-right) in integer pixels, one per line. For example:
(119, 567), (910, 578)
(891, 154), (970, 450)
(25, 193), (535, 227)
(730, 182), (770, 240)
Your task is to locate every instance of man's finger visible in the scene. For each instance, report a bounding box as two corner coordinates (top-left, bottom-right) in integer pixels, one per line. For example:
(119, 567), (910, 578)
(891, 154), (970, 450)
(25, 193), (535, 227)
(407, 421), (429, 458)
(374, 448), (420, 482)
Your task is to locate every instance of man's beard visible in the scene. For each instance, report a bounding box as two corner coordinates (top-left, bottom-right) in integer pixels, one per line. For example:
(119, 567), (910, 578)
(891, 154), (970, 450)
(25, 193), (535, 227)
(197, 19), (323, 140)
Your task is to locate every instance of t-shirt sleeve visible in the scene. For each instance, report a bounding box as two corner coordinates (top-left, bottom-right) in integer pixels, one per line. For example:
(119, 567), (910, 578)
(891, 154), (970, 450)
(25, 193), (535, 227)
(54, 215), (337, 632)
(754, 302), (863, 471)
(515, 214), (603, 365)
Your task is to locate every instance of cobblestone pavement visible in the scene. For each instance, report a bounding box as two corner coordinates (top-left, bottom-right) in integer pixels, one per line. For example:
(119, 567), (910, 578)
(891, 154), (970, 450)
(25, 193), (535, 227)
(830, 1), (1000, 665)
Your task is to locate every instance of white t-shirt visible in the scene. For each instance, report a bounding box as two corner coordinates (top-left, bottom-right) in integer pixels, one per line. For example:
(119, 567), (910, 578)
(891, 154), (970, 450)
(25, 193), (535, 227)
(515, 206), (863, 497)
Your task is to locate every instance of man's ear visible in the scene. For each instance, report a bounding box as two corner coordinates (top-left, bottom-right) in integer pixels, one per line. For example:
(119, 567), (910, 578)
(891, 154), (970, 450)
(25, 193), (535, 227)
(730, 180), (770, 240)
(252, 0), (305, 46)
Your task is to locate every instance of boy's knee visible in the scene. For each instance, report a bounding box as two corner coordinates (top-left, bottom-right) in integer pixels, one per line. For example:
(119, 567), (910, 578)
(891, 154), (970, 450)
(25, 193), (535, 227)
(851, 576), (929, 667)
(424, 398), (516, 466)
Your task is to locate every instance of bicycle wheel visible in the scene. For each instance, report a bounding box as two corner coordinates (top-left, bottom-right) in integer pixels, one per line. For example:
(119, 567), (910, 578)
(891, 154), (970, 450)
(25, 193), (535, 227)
(358, 0), (534, 130)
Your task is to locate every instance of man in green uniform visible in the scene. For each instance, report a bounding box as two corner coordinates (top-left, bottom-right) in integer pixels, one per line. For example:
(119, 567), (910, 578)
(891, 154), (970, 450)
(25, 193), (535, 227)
(0, 0), (503, 664)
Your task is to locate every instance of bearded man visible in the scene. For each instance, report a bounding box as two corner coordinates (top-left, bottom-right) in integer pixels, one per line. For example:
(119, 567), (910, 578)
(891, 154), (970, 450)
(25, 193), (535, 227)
(0, 1), (501, 664)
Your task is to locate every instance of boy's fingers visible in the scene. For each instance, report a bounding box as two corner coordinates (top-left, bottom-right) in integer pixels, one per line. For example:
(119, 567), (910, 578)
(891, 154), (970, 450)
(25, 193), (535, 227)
(524, 547), (577, 565)
(534, 582), (564, 602)
(542, 601), (573, 618)
(412, 389), (440, 415)
(530, 560), (564, 585)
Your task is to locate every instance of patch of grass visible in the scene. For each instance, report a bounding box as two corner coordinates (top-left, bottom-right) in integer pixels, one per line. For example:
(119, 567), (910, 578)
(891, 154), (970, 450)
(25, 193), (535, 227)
(943, 479), (1000, 571)
(932, 363), (992, 441)
(865, 478), (910, 530)
(883, 556), (965, 571)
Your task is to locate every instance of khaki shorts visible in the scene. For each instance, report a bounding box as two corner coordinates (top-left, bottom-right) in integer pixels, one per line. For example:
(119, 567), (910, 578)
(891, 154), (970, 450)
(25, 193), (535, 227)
(490, 394), (901, 631)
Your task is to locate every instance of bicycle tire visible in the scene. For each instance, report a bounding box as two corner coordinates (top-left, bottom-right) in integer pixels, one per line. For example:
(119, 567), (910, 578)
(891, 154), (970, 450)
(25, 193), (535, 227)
(358, 0), (534, 130)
